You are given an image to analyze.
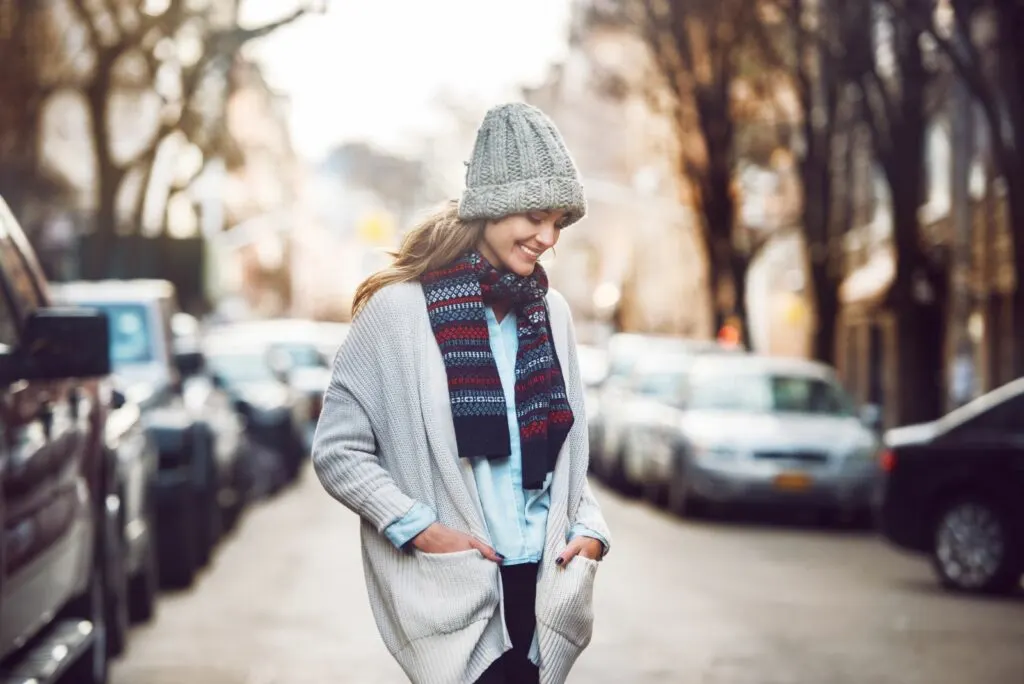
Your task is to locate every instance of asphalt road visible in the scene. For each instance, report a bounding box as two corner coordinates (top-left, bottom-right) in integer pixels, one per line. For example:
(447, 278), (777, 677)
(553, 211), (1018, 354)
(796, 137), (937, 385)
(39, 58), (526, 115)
(111, 467), (1024, 684)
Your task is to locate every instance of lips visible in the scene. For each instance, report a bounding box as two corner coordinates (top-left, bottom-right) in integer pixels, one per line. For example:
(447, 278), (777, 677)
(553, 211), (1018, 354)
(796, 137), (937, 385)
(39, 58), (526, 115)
(518, 243), (542, 260)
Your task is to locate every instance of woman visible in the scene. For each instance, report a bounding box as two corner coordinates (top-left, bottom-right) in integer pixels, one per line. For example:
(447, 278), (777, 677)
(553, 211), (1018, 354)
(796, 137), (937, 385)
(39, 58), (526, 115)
(312, 102), (611, 684)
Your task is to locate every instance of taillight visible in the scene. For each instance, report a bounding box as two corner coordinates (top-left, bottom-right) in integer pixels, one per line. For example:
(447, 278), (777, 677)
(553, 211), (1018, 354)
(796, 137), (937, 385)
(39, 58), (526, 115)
(879, 448), (896, 473)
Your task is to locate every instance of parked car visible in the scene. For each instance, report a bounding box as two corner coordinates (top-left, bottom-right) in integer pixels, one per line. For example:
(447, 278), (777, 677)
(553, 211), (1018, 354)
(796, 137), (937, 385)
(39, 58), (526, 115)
(0, 195), (120, 683)
(204, 319), (348, 440)
(878, 378), (1024, 594)
(590, 333), (741, 487)
(103, 385), (160, 634)
(200, 329), (311, 485)
(52, 280), (248, 589)
(623, 354), (881, 521)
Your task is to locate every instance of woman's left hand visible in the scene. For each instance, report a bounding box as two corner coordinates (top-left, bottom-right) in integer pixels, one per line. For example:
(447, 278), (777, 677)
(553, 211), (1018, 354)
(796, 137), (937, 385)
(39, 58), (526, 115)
(555, 536), (603, 567)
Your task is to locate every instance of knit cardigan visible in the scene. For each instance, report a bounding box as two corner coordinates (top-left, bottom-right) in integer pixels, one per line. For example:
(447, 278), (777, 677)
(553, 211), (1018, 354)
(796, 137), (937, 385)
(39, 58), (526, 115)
(311, 281), (611, 684)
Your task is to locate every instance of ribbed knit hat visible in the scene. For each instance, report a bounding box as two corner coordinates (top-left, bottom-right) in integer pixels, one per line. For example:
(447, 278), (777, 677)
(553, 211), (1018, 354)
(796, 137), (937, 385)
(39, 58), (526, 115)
(458, 102), (587, 227)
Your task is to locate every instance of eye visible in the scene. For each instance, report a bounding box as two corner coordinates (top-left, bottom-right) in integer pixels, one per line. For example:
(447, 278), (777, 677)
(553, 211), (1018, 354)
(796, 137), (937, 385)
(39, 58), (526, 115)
(526, 213), (544, 224)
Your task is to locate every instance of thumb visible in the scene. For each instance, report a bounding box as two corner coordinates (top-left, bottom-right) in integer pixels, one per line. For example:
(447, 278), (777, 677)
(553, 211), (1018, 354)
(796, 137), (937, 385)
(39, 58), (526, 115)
(471, 539), (504, 564)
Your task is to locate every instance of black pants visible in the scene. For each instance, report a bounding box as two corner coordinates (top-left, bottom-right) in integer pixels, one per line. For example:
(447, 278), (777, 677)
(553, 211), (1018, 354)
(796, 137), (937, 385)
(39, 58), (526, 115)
(475, 563), (540, 684)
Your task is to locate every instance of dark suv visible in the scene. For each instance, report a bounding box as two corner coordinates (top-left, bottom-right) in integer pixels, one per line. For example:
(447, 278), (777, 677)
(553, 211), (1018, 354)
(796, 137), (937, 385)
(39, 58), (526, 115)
(0, 197), (119, 683)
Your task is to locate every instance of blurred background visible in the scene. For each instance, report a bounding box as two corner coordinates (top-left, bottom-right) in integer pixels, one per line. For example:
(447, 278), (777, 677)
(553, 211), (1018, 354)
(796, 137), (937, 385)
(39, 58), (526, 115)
(0, 0), (1022, 683)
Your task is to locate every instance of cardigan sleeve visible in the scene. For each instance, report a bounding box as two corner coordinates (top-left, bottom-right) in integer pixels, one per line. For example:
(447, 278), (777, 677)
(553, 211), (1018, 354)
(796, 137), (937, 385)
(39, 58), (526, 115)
(548, 289), (613, 555)
(311, 288), (423, 534)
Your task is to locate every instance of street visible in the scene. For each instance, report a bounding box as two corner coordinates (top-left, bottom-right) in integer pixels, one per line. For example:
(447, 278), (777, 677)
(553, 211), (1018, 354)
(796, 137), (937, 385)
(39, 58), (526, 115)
(112, 468), (1024, 684)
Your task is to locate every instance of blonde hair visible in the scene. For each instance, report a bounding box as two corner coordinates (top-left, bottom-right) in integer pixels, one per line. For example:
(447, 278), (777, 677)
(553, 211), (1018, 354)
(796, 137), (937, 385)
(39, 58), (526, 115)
(352, 200), (486, 317)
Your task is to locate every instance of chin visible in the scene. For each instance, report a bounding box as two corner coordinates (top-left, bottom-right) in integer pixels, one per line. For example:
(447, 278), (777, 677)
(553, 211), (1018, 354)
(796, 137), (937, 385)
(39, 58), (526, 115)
(509, 259), (537, 277)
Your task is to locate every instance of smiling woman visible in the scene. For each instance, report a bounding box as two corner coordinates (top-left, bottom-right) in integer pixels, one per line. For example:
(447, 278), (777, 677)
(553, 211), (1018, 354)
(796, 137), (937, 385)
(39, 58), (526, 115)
(312, 102), (609, 684)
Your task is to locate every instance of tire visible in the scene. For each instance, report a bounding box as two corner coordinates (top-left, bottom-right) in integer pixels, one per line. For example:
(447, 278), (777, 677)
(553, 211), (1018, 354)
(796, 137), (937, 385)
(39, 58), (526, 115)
(931, 497), (1021, 595)
(606, 445), (633, 494)
(128, 532), (159, 623)
(159, 492), (198, 589)
(666, 455), (705, 519)
(102, 492), (130, 658)
(193, 429), (222, 568)
(64, 556), (109, 684)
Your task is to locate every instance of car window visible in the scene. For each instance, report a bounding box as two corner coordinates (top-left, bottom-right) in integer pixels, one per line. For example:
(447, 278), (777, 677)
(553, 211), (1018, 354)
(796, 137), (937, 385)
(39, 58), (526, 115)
(770, 375), (854, 416)
(631, 370), (687, 405)
(206, 352), (277, 384)
(86, 303), (154, 366)
(687, 370), (854, 416)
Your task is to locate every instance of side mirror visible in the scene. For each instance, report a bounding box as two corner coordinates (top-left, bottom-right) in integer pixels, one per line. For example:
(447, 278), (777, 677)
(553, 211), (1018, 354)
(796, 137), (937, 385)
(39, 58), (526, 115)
(174, 349), (205, 378)
(860, 403), (882, 430)
(111, 388), (127, 410)
(266, 348), (294, 384)
(0, 307), (110, 383)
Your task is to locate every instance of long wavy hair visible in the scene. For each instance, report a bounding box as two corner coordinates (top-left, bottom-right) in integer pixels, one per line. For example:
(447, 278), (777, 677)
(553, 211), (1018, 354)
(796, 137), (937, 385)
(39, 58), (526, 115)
(352, 200), (486, 317)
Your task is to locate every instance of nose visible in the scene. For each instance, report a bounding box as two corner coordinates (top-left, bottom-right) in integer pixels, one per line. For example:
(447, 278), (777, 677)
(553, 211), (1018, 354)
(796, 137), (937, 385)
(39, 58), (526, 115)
(536, 222), (557, 247)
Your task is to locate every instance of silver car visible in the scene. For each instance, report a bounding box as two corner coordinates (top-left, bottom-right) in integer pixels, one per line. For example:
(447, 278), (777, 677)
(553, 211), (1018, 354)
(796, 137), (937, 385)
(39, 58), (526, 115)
(623, 354), (882, 521)
(590, 333), (741, 488)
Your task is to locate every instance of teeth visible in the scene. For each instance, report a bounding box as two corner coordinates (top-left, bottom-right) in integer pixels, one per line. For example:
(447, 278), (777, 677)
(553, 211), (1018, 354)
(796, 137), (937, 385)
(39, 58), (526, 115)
(520, 244), (540, 258)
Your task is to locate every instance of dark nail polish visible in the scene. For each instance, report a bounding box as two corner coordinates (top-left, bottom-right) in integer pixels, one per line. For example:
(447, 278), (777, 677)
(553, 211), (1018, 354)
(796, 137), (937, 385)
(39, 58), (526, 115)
(555, 557), (564, 566)
(497, 553), (505, 560)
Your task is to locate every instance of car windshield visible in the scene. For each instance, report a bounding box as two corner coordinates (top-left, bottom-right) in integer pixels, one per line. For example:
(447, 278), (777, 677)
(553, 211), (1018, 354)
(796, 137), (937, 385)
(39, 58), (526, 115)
(576, 347), (608, 387)
(268, 342), (323, 369)
(86, 302), (153, 366)
(205, 352), (277, 384)
(688, 371), (854, 416)
(633, 369), (688, 405)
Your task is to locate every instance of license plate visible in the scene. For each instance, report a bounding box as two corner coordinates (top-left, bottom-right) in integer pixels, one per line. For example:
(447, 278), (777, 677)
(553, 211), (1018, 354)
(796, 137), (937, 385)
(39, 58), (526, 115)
(774, 472), (813, 491)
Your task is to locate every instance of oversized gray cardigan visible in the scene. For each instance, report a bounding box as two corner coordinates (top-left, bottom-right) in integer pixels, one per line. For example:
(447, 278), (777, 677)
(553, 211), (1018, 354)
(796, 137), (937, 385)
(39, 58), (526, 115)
(311, 281), (611, 684)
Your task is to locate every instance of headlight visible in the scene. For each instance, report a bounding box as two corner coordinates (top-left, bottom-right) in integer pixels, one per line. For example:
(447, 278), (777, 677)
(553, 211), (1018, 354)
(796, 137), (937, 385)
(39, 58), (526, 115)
(847, 435), (881, 461)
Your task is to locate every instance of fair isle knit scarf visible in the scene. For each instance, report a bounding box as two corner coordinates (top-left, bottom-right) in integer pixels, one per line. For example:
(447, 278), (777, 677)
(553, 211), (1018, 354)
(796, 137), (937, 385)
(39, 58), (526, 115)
(421, 251), (574, 489)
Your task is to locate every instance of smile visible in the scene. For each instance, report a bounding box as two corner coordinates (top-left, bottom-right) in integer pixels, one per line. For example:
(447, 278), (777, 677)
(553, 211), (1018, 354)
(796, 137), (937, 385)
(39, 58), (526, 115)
(518, 244), (542, 259)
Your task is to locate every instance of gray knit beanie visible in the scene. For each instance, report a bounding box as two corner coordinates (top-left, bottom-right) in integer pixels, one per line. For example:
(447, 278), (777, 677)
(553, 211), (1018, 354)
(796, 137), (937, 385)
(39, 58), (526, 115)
(458, 102), (587, 227)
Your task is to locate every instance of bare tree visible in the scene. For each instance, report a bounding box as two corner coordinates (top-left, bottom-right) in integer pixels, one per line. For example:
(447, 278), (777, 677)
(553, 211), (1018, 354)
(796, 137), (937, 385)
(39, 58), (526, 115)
(63, 0), (309, 275)
(0, 3), (72, 224)
(604, 0), (777, 348)
(890, 0), (1024, 376)
(845, 0), (949, 423)
(754, 0), (872, 365)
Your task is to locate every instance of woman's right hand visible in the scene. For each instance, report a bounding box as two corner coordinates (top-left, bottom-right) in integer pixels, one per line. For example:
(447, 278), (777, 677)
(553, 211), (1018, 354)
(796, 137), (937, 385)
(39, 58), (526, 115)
(411, 523), (504, 562)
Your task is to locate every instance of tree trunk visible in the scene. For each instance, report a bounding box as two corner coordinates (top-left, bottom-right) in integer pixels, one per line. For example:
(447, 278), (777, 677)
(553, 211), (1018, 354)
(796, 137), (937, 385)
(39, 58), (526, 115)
(808, 259), (839, 365)
(888, 173), (948, 425)
(802, 143), (837, 364)
(1006, 171), (1024, 379)
(730, 253), (753, 350)
(83, 62), (123, 279)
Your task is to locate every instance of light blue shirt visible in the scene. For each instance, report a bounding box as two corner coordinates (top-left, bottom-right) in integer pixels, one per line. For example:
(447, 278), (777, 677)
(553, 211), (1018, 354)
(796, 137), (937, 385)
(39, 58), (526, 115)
(384, 306), (607, 560)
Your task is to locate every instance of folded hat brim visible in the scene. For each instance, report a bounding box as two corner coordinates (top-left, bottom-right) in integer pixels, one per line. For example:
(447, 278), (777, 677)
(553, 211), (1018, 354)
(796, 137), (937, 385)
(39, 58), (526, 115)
(458, 176), (587, 227)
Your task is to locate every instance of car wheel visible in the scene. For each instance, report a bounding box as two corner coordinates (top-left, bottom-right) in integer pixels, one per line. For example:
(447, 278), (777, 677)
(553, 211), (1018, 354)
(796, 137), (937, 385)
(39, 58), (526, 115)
(159, 491), (197, 589)
(128, 527), (159, 623)
(931, 498), (1020, 594)
(666, 458), (704, 519)
(102, 493), (130, 658)
(65, 555), (109, 684)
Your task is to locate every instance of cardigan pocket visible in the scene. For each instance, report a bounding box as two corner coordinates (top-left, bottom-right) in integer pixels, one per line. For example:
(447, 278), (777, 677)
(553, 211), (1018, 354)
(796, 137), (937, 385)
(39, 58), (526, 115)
(392, 549), (500, 644)
(538, 554), (598, 648)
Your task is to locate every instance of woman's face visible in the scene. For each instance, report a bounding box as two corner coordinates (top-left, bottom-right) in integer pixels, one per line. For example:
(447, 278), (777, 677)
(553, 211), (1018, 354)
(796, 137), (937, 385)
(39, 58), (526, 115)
(477, 209), (568, 276)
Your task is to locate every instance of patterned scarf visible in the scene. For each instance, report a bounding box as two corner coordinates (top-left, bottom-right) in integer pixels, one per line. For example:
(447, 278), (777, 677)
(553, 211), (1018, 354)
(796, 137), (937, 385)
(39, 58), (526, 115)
(421, 251), (574, 489)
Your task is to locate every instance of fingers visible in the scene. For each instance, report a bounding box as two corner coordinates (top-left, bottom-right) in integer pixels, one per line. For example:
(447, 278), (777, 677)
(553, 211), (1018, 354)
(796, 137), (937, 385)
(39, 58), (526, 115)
(555, 538), (582, 567)
(470, 538), (504, 563)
